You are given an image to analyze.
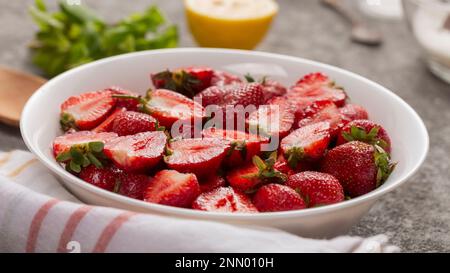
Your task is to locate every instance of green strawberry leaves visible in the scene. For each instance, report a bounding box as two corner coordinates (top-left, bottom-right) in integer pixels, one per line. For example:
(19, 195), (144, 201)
(56, 141), (106, 173)
(242, 152), (287, 190)
(152, 70), (201, 98)
(374, 145), (396, 187)
(342, 125), (388, 150)
(285, 146), (305, 169)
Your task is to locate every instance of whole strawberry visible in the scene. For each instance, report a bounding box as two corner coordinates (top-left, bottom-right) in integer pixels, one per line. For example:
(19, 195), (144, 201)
(286, 171), (344, 207)
(79, 165), (121, 191)
(115, 172), (152, 200)
(337, 119), (392, 153)
(252, 184), (306, 212)
(111, 111), (158, 136)
(321, 141), (395, 197)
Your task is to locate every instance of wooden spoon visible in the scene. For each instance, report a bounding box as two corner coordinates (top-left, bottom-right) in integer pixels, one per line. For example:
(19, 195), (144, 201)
(0, 67), (46, 127)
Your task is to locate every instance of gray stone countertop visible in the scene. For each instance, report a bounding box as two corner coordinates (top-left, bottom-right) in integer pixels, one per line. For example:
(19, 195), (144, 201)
(0, 0), (449, 252)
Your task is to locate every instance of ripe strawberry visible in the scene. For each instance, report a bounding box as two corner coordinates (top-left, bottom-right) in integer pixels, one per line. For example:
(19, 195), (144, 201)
(60, 90), (116, 131)
(103, 131), (167, 172)
(115, 89), (205, 128)
(107, 87), (140, 111)
(79, 165), (121, 191)
(280, 122), (331, 169)
(53, 131), (118, 158)
(144, 89), (205, 128)
(115, 172), (152, 200)
(228, 83), (265, 108)
(337, 119), (392, 153)
(194, 85), (230, 107)
(164, 138), (229, 178)
(261, 79), (287, 102)
(202, 128), (267, 167)
(247, 96), (295, 139)
(252, 184), (306, 212)
(111, 111), (158, 136)
(296, 100), (343, 136)
(321, 141), (395, 197)
(226, 153), (286, 192)
(93, 108), (126, 133)
(289, 72), (347, 107)
(339, 104), (369, 123)
(144, 169), (201, 208)
(199, 174), (227, 193)
(151, 66), (214, 97)
(192, 187), (258, 213)
(286, 171), (344, 207)
(211, 70), (242, 87)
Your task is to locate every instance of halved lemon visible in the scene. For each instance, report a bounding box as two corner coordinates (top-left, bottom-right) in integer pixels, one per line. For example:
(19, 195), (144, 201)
(184, 0), (278, 50)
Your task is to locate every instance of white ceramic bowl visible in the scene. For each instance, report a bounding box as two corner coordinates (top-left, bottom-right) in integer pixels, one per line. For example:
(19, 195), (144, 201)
(21, 48), (429, 238)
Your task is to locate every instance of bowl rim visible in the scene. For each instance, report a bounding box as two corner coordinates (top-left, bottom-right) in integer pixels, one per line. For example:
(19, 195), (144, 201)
(20, 47), (429, 220)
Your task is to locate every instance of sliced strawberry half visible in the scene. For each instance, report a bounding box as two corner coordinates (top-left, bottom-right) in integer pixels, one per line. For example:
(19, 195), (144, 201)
(247, 96), (295, 139)
(144, 169), (201, 208)
(53, 131), (118, 158)
(280, 122), (331, 169)
(192, 187), (258, 213)
(211, 70), (242, 87)
(60, 90), (116, 131)
(103, 131), (167, 172)
(164, 138), (229, 178)
(288, 72), (347, 107)
(111, 111), (158, 136)
(339, 104), (369, 124)
(144, 89), (204, 128)
(296, 100), (343, 136)
(202, 128), (267, 167)
(92, 108), (126, 133)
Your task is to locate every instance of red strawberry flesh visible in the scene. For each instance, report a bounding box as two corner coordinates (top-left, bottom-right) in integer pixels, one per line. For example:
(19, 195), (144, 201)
(103, 131), (167, 172)
(144, 169), (200, 208)
(192, 187), (258, 213)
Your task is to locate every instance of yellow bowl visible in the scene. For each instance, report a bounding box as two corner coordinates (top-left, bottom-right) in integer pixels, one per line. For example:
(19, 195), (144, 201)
(184, 0), (278, 50)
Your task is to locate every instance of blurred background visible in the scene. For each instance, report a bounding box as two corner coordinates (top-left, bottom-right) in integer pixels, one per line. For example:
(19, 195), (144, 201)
(0, 0), (449, 252)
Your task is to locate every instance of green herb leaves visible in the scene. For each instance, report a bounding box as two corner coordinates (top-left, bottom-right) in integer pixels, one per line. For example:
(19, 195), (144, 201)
(56, 141), (106, 173)
(29, 0), (178, 77)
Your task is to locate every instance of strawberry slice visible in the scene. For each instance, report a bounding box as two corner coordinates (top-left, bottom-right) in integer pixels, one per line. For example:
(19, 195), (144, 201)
(202, 128), (267, 167)
(192, 187), (258, 213)
(111, 111), (158, 136)
(144, 169), (201, 208)
(297, 100), (343, 136)
(144, 89), (204, 128)
(199, 174), (227, 193)
(280, 122), (331, 169)
(247, 96), (295, 139)
(92, 108), (126, 133)
(164, 138), (229, 178)
(53, 131), (118, 157)
(252, 184), (306, 212)
(288, 72), (347, 107)
(339, 104), (369, 124)
(226, 153), (286, 192)
(60, 90), (116, 131)
(103, 131), (167, 172)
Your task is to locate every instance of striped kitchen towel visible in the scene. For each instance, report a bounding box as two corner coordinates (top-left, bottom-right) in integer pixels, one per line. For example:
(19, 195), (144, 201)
(0, 150), (399, 253)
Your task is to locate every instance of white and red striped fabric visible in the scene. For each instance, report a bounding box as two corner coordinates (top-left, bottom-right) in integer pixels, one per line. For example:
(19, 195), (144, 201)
(0, 150), (399, 253)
